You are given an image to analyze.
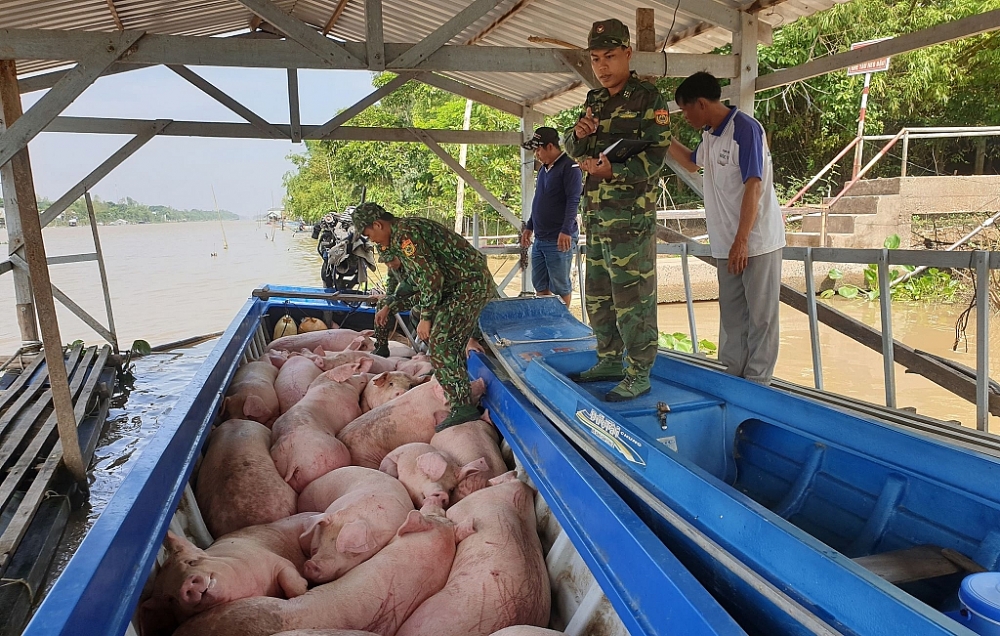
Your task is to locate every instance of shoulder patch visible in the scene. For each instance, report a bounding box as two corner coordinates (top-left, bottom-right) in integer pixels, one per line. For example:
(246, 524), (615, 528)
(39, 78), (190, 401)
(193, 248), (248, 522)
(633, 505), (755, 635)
(654, 109), (670, 125)
(401, 238), (416, 257)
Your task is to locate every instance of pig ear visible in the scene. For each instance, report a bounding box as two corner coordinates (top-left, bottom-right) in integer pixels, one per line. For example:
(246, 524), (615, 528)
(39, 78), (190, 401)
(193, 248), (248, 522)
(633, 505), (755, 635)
(243, 395), (268, 420)
(360, 329), (375, 337)
(457, 457), (489, 482)
(298, 513), (331, 542)
(411, 374), (430, 385)
(431, 379), (447, 402)
(336, 520), (374, 554)
(396, 510), (433, 537)
(480, 409), (493, 424)
(164, 531), (194, 555)
(356, 356), (373, 374)
(372, 372), (389, 387)
(489, 470), (519, 486)
(314, 346), (325, 356)
(266, 351), (286, 369)
(416, 452), (449, 481)
(378, 454), (400, 478)
(470, 378), (486, 397)
(327, 363), (355, 382)
(455, 518), (476, 543)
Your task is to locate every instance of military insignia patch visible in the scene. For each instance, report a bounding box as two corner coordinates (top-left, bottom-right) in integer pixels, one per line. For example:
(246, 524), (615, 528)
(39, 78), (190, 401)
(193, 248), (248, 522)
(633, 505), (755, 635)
(401, 238), (416, 257)
(654, 109), (669, 125)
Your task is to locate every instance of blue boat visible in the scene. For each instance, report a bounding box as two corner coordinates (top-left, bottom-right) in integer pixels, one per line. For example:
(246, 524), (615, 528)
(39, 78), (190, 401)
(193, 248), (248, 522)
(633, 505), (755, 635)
(24, 286), (744, 636)
(480, 296), (1000, 636)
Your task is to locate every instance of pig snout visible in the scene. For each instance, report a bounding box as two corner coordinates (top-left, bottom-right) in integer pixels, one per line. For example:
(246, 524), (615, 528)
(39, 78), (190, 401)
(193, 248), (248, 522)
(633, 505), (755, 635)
(180, 573), (213, 606)
(302, 559), (324, 582)
(422, 490), (449, 509)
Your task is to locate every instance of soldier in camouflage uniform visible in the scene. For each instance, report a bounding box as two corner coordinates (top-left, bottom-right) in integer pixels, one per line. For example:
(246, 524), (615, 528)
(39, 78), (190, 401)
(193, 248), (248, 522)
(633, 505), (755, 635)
(371, 252), (419, 357)
(562, 18), (671, 402)
(353, 202), (494, 430)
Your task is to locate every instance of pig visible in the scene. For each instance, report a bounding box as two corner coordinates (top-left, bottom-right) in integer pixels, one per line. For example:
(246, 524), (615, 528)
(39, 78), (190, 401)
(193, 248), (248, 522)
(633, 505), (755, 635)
(273, 315), (298, 340)
(379, 442), (489, 509)
(308, 348), (397, 375)
(489, 629), (565, 636)
(273, 632), (380, 636)
(387, 340), (416, 358)
(297, 468), (413, 583)
(173, 506), (462, 636)
(339, 377), (486, 469)
(298, 317), (329, 333)
(139, 515), (312, 636)
(223, 359), (280, 426)
(274, 354), (324, 413)
(360, 371), (424, 412)
(196, 419), (297, 538)
(430, 417), (508, 503)
(391, 354), (434, 378)
(268, 329), (375, 355)
(271, 361), (372, 492)
(395, 473), (550, 636)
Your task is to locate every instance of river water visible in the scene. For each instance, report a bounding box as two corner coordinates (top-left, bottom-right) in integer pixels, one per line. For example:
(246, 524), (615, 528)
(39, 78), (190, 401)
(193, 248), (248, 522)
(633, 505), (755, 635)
(1, 220), (998, 435)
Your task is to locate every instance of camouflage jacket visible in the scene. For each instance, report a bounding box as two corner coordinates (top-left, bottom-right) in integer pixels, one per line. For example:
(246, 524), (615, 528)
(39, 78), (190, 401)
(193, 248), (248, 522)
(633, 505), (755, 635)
(563, 72), (671, 234)
(375, 245), (407, 313)
(387, 217), (491, 322)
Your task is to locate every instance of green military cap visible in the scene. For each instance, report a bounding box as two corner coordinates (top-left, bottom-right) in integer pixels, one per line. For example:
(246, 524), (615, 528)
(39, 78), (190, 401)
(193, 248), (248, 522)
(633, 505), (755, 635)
(352, 202), (387, 230)
(588, 19), (630, 50)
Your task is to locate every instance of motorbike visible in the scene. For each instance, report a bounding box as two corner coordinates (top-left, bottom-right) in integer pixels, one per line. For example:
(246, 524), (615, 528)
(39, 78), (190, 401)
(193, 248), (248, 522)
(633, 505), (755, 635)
(312, 205), (376, 291)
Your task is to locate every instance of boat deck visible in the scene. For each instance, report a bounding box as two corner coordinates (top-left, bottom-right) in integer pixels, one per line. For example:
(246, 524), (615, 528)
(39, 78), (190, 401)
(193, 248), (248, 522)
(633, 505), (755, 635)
(0, 345), (115, 635)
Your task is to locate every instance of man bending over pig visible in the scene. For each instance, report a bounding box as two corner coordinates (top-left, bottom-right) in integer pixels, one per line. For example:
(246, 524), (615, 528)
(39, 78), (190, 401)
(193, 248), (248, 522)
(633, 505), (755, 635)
(354, 202), (493, 431)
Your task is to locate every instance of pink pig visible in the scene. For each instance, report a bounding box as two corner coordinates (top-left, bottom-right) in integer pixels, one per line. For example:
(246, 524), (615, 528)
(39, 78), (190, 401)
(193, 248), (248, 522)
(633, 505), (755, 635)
(488, 628), (565, 636)
(268, 329), (375, 354)
(430, 416), (508, 503)
(360, 371), (424, 412)
(339, 377), (485, 469)
(172, 506), (463, 636)
(195, 419), (297, 538)
(296, 468), (413, 583)
(271, 361), (371, 492)
(223, 359), (280, 426)
(379, 442), (489, 509)
(274, 354), (324, 413)
(272, 631), (380, 636)
(391, 354), (434, 378)
(306, 348), (398, 375)
(138, 514), (313, 636)
(396, 473), (550, 636)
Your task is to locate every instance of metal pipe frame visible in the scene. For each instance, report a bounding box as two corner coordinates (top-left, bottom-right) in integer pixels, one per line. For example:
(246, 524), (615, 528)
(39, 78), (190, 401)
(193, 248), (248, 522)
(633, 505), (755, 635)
(681, 243), (699, 354)
(876, 250), (896, 408)
(803, 248), (823, 390)
(977, 250), (991, 431)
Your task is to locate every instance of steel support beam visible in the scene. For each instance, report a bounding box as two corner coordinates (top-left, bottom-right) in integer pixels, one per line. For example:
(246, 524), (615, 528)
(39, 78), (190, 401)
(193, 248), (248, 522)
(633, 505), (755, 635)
(419, 73), (523, 117)
(27, 119), (171, 239)
(43, 115), (520, 144)
(733, 11), (758, 115)
(650, 0), (741, 32)
(0, 64), (86, 482)
(0, 61), (38, 344)
(757, 9), (1000, 91)
(665, 155), (704, 197)
(86, 192), (118, 353)
(555, 50), (598, 90)
(0, 253), (97, 277)
(168, 64), (286, 139)
(389, 0), (504, 69)
(410, 127), (520, 229)
(312, 72), (417, 139)
(520, 108), (544, 294)
(287, 69), (301, 143)
(365, 0), (385, 71)
(0, 30), (145, 170)
(232, 0), (366, 69)
(0, 29), (736, 76)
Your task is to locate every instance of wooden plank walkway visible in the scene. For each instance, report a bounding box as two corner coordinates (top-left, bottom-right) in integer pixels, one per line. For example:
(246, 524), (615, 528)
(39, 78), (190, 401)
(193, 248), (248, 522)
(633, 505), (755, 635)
(0, 344), (114, 634)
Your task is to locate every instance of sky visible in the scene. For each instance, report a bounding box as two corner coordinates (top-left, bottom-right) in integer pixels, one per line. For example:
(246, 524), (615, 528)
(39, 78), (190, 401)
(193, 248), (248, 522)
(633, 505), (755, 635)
(1, 65), (377, 218)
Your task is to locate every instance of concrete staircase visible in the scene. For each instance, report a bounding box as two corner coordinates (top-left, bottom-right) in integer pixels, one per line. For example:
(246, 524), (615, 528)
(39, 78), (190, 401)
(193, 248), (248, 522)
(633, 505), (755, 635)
(785, 175), (1000, 248)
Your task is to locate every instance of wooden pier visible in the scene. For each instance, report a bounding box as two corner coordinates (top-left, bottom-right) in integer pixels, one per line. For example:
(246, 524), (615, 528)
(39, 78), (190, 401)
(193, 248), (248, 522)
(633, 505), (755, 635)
(0, 344), (115, 636)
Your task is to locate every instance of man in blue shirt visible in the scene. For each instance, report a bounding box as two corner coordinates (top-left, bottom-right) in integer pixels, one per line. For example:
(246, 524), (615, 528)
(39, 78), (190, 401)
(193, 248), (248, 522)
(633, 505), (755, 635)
(520, 127), (583, 307)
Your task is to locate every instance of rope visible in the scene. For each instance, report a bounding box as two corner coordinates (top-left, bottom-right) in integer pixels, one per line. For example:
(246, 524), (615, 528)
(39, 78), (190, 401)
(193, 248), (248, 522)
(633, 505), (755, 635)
(492, 333), (593, 348)
(0, 578), (35, 604)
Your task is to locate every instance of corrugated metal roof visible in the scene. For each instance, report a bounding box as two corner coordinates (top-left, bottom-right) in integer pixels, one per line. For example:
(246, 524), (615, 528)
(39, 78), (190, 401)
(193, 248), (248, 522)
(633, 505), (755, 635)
(3, 0), (850, 114)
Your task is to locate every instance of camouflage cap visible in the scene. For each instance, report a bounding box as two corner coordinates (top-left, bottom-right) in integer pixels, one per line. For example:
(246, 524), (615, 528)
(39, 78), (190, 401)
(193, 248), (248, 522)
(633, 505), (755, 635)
(587, 19), (630, 50)
(351, 202), (387, 230)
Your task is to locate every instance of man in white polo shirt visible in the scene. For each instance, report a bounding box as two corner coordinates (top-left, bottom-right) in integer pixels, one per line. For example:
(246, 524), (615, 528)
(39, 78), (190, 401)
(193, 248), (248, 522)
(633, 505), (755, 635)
(668, 72), (785, 385)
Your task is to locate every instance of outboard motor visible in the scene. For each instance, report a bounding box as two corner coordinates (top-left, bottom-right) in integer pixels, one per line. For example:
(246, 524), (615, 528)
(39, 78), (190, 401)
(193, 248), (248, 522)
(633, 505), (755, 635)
(314, 206), (376, 291)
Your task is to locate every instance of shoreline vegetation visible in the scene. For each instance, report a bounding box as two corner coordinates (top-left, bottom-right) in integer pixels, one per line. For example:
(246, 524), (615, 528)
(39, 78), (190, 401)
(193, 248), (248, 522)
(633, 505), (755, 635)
(37, 194), (239, 226)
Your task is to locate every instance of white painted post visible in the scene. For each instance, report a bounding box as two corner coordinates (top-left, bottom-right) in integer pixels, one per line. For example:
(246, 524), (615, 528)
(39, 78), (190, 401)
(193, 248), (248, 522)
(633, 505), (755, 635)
(734, 12), (758, 116)
(852, 72), (872, 181)
(455, 98), (473, 234)
(520, 108), (543, 294)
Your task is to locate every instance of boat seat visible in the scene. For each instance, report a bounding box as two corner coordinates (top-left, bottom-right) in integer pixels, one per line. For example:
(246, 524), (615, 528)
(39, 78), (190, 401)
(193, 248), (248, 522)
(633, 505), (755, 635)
(853, 545), (986, 585)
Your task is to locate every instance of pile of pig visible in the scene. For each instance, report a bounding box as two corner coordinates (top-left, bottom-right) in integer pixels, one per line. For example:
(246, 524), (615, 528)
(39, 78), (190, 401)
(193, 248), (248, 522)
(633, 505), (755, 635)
(139, 325), (560, 636)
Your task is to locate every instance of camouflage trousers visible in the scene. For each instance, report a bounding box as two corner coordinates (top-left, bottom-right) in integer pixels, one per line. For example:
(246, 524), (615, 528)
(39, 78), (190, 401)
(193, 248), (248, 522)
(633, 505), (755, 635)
(585, 224), (658, 378)
(428, 275), (494, 408)
(373, 280), (417, 349)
